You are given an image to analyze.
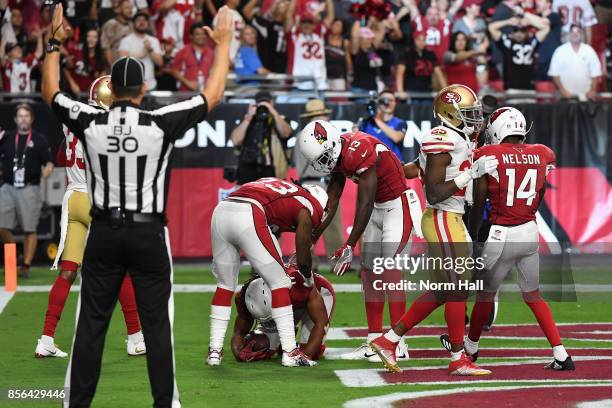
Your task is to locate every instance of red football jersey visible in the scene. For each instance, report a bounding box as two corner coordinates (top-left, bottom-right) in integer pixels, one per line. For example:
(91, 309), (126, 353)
(287, 267), (335, 309)
(334, 131), (408, 203)
(476, 143), (556, 225)
(229, 177), (324, 233)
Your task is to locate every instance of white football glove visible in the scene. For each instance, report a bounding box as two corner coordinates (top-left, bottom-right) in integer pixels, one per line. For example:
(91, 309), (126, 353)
(454, 155), (499, 189)
(331, 244), (353, 276)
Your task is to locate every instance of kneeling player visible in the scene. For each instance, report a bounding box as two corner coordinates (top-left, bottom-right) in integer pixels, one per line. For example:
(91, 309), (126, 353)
(208, 178), (327, 367)
(463, 107), (574, 370)
(231, 265), (335, 362)
(35, 77), (145, 358)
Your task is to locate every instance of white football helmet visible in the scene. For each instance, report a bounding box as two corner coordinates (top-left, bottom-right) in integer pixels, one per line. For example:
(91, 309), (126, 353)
(298, 120), (342, 173)
(485, 107), (528, 145)
(302, 184), (328, 210)
(245, 278), (272, 321)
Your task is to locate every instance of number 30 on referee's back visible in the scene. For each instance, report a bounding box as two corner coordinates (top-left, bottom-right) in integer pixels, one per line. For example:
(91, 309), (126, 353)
(107, 125), (139, 153)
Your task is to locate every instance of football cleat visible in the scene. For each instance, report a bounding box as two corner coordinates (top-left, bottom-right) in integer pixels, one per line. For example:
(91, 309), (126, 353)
(369, 336), (401, 373)
(396, 338), (409, 360)
(439, 334), (479, 361)
(545, 356), (575, 371)
(339, 344), (380, 361)
(207, 348), (223, 366)
(282, 348), (317, 367)
(127, 331), (146, 356)
(448, 352), (491, 376)
(35, 337), (68, 358)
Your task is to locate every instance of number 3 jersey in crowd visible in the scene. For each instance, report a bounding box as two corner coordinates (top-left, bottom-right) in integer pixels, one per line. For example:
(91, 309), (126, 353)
(228, 178), (325, 233)
(475, 143), (555, 226)
(287, 23), (327, 90)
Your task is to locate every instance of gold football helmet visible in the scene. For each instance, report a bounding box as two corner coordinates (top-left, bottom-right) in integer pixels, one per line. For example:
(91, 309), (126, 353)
(433, 84), (483, 136)
(88, 75), (114, 110)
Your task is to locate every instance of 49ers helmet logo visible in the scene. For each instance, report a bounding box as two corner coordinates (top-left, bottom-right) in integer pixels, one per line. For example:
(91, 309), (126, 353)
(442, 91), (462, 104)
(314, 122), (328, 144)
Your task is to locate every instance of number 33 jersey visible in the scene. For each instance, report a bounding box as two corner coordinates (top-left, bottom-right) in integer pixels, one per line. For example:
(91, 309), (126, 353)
(59, 125), (88, 192)
(419, 126), (472, 214)
(475, 143), (555, 225)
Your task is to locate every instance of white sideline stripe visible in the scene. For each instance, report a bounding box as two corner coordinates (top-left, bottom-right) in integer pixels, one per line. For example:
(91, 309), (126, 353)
(0, 291), (15, 314)
(343, 383), (612, 408)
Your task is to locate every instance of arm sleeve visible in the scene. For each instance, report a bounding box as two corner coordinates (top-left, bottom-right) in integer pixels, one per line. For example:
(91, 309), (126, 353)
(151, 94), (209, 142)
(394, 119), (408, 134)
(51, 92), (99, 141)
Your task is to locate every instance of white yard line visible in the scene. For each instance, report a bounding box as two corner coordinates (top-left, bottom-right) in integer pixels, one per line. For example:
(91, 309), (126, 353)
(0, 291), (14, 314)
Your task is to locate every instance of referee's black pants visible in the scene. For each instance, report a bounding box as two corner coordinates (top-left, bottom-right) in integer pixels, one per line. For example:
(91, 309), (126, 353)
(67, 219), (179, 408)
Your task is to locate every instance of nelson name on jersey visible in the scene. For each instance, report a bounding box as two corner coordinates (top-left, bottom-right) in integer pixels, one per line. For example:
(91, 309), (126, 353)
(501, 153), (542, 165)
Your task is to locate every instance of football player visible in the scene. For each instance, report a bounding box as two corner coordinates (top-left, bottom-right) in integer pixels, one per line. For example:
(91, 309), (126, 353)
(458, 107), (574, 370)
(207, 178), (327, 367)
(35, 76), (146, 358)
(231, 265), (335, 362)
(298, 120), (423, 362)
(369, 84), (497, 375)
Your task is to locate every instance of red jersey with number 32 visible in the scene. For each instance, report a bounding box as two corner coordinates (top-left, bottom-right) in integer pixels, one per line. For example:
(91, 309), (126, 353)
(476, 143), (555, 225)
(334, 131), (407, 203)
(229, 177), (324, 233)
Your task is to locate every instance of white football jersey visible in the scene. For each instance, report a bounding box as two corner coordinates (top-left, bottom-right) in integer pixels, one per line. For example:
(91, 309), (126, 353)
(552, 0), (597, 33)
(213, 9), (245, 62)
(419, 126), (472, 214)
(3, 55), (37, 93)
(63, 125), (88, 192)
(288, 24), (327, 90)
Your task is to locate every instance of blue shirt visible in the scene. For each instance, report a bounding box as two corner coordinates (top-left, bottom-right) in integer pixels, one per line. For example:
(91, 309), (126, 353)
(359, 116), (407, 161)
(235, 46), (262, 77)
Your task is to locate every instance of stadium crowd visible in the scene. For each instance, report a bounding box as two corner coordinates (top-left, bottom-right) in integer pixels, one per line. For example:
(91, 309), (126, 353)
(0, 0), (610, 100)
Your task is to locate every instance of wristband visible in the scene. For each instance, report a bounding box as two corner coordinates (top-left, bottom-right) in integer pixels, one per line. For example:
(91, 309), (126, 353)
(453, 171), (472, 189)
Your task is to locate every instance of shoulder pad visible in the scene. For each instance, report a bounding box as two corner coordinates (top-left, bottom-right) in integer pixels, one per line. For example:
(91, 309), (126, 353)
(421, 126), (458, 154)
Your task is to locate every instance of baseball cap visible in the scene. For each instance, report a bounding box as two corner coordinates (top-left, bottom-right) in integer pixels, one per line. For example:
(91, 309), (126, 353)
(111, 56), (145, 89)
(255, 91), (273, 103)
(300, 99), (331, 118)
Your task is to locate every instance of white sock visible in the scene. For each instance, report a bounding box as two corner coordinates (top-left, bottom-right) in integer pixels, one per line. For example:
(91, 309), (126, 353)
(209, 305), (231, 351)
(41, 335), (54, 346)
(553, 345), (569, 361)
(464, 336), (479, 355)
(271, 305), (297, 353)
(128, 331), (143, 343)
(367, 332), (382, 343)
(383, 330), (401, 343)
(450, 350), (463, 361)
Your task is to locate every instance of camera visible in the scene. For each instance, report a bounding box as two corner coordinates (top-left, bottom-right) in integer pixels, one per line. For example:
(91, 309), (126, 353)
(255, 104), (270, 122)
(366, 91), (378, 119)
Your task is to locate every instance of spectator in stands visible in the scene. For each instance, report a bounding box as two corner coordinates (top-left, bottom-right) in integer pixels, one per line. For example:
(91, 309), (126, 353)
(349, 23), (382, 94)
(325, 19), (351, 90)
(152, 0), (198, 51)
(358, 89), (407, 161)
(595, 0), (612, 31)
(96, 0), (150, 27)
(230, 91), (292, 185)
(396, 32), (447, 100)
(60, 0), (97, 32)
(285, 0), (334, 90)
(100, 0), (133, 66)
(370, 16), (403, 86)
(552, 0), (597, 43)
(1, 8), (29, 52)
(548, 23), (602, 100)
(435, 0), (464, 21)
(156, 37), (179, 91)
(243, 0), (289, 73)
(452, 0), (489, 89)
(0, 31), (42, 93)
(535, 0), (562, 80)
(213, 0), (245, 61)
(489, 13), (550, 92)
(170, 22), (214, 91)
(119, 12), (163, 91)
(0, 104), (53, 278)
(407, 2), (452, 65)
(444, 32), (487, 93)
(490, 0), (521, 79)
(64, 27), (107, 94)
(235, 25), (270, 78)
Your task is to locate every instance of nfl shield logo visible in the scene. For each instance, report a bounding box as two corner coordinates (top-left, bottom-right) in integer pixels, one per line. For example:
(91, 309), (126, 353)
(218, 186), (238, 202)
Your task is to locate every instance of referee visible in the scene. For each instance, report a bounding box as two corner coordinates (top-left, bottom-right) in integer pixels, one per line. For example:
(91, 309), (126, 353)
(41, 5), (233, 408)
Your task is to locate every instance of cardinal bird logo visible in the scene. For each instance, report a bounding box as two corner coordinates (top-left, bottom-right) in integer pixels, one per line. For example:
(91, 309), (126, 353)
(442, 91), (462, 104)
(314, 122), (328, 145)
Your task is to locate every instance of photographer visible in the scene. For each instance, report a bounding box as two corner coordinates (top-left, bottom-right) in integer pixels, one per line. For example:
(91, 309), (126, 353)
(357, 89), (407, 161)
(230, 91), (292, 185)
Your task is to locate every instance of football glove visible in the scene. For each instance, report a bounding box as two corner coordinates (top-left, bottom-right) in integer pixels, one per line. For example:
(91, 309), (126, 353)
(454, 155), (499, 189)
(331, 244), (353, 276)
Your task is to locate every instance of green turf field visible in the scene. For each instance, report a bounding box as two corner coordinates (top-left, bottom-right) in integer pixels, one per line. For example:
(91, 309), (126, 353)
(0, 265), (611, 407)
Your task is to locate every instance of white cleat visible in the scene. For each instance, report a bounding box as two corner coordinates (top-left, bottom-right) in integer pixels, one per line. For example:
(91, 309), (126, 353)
(35, 336), (68, 358)
(207, 348), (223, 366)
(396, 338), (410, 360)
(282, 348), (317, 367)
(127, 331), (146, 356)
(340, 344), (381, 361)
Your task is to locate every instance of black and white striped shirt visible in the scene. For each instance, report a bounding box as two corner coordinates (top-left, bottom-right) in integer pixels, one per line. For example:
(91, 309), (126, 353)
(51, 92), (208, 213)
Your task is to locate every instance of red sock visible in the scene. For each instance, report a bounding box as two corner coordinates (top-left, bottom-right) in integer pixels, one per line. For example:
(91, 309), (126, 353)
(361, 267), (385, 333)
(43, 273), (75, 337)
(385, 269), (406, 326)
(468, 301), (493, 342)
(524, 291), (562, 347)
(212, 287), (234, 307)
(271, 287), (291, 308)
(399, 292), (442, 331)
(445, 301), (466, 344)
(118, 275), (141, 335)
(364, 301), (384, 333)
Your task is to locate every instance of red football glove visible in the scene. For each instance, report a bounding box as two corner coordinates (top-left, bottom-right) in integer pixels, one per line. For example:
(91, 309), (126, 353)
(330, 244), (353, 276)
(238, 340), (275, 362)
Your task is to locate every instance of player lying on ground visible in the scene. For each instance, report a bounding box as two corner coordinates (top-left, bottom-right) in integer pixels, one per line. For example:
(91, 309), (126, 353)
(231, 265), (335, 362)
(369, 84), (498, 375)
(208, 178), (328, 367)
(441, 106), (574, 371)
(35, 76), (145, 359)
(298, 120), (423, 362)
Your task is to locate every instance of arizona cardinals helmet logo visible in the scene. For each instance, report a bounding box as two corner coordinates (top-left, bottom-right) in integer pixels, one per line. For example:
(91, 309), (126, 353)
(314, 122), (328, 145)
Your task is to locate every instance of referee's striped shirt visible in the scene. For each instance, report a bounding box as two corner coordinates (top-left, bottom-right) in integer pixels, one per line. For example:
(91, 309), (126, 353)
(51, 91), (208, 213)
